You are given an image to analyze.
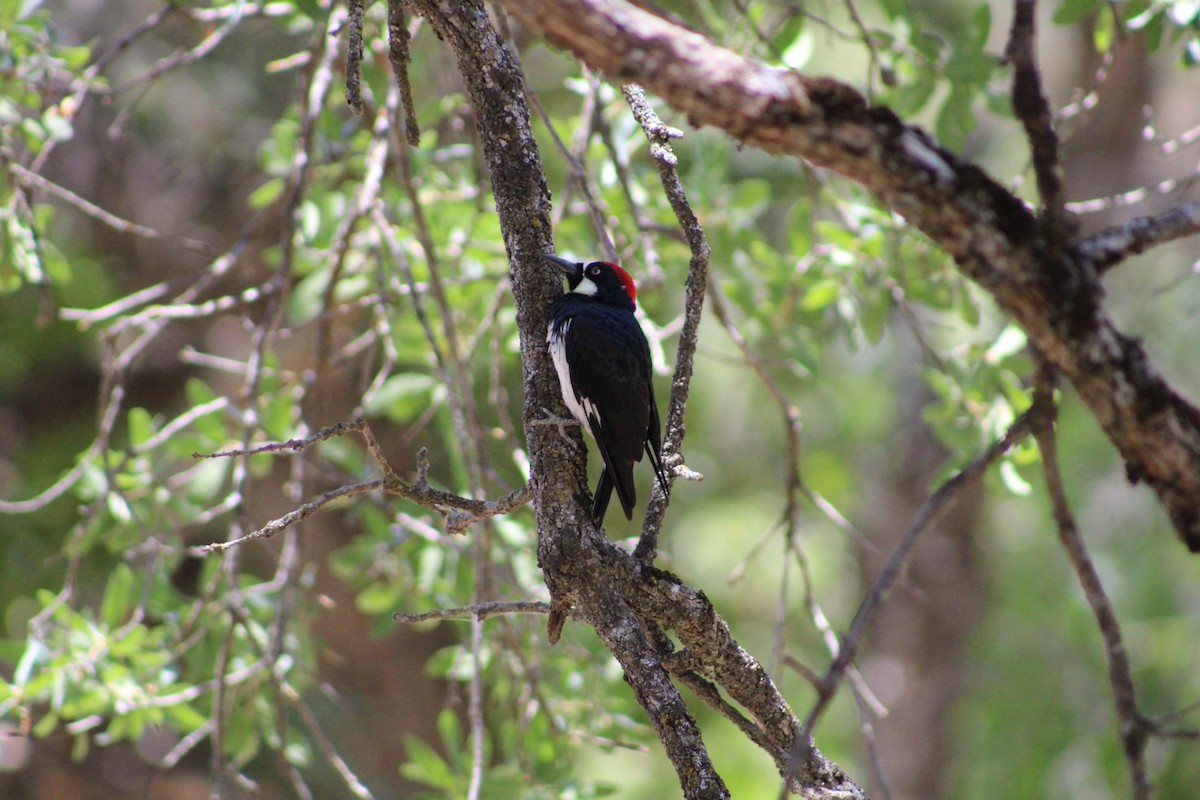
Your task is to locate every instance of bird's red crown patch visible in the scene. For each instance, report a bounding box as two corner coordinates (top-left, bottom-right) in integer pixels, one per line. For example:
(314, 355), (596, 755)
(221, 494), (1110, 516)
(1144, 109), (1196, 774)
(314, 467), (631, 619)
(603, 262), (637, 304)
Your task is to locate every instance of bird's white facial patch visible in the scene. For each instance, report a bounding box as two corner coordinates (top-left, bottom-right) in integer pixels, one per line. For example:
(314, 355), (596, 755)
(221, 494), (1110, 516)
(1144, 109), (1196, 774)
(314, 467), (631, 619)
(571, 276), (598, 296)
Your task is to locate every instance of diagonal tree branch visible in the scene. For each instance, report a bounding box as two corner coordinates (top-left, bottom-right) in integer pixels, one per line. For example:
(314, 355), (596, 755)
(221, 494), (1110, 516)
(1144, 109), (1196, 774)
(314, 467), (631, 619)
(1005, 0), (1068, 224)
(1077, 201), (1200, 274)
(623, 83), (711, 563)
(1030, 365), (1151, 800)
(497, 0), (1200, 553)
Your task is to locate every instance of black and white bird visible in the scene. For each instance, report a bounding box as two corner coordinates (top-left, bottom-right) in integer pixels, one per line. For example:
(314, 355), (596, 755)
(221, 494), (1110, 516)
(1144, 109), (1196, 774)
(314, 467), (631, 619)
(545, 254), (668, 524)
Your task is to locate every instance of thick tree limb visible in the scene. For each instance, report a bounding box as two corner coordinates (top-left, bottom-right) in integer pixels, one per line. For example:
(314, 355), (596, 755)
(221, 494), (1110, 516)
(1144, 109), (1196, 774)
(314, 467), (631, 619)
(498, 0), (1200, 552)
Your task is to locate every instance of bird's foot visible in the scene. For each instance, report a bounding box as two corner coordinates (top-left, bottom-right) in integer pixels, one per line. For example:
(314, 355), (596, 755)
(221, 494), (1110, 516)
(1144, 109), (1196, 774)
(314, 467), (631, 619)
(530, 407), (581, 450)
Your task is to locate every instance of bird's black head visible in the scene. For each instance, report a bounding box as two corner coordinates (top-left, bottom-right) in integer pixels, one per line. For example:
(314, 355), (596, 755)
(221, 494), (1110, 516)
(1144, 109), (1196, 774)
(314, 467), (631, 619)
(544, 254), (637, 310)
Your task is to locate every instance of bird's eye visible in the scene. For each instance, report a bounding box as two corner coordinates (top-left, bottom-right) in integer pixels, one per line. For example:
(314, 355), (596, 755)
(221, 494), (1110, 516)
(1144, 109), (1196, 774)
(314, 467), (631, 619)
(587, 265), (600, 277)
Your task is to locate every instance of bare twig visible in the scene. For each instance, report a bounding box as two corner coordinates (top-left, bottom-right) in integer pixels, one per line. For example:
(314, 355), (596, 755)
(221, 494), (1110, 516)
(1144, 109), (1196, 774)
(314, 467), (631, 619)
(345, 0), (365, 114)
(111, 2), (248, 95)
(394, 601), (552, 623)
(1065, 165), (1200, 213)
(1076, 202), (1200, 274)
(503, 16), (616, 261)
(194, 418), (533, 552)
(1029, 365), (1151, 800)
(672, 668), (782, 763)
(198, 479), (385, 554)
(785, 410), (1034, 788)
(279, 680), (374, 799)
(0, 443), (101, 514)
(1056, 49), (1113, 124)
(621, 85), (710, 562)
(386, 0), (421, 144)
(1005, 0), (1068, 233)
(8, 162), (214, 255)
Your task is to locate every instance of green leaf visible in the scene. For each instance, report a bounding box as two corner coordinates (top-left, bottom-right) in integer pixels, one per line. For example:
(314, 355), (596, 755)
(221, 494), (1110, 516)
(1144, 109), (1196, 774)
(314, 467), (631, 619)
(164, 701), (207, 733)
(33, 711), (58, 737)
(1186, 39), (1200, 66)
(985, 326), (1028, 363)
(100, 564), (138, 628)
(878, 0), (905, 20)
(781, 29), (815, 70)
(888, 71), (937, 116)
(1093, 8), (1115, 51)
(999, 460), (1032, 496)
(248, 178), (284, 209)
(912, 31), (944, 61)
(291, 0), (324, 19)
(936, 87), (978, 152)
(222, 702), (262, 763)
(800, 279), (840, 311)
(946, 49), (995, 86)
(187, 455), (229, 503)
(1053, 0), (1099, 26)
(861, 291), (890, 345)
(260, 388), (295, 440)
(1142, 9), (1166, 50)
(968, 3), (992, 48)
(436, 707), (462, 762)
(365, 373), (437, 423)
(284, 729), (312, 767)
(1168, 1), (1200, 26)
(106, 492), (132, 524)
(400, 734), (458, 791)
(355, 580), (402, 615)
(13, 639), (45, 686)
(288, 269), (329, 323)
(60, 44), (91, 69)
(127, 407), (154, 448)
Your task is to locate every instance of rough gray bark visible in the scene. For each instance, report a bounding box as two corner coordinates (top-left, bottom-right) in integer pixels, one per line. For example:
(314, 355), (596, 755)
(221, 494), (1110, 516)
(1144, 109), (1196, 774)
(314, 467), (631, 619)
(498, 0), (1200, 552)
(404, 1), (863, 797)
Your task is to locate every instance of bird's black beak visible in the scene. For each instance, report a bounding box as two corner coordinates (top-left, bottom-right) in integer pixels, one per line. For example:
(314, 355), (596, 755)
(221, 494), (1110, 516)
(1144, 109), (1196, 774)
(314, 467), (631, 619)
(543, 254), (579, 275)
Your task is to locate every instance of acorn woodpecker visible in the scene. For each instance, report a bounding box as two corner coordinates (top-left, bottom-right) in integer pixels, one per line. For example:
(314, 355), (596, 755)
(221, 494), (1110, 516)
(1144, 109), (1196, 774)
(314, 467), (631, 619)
(545, 254), (668, 524)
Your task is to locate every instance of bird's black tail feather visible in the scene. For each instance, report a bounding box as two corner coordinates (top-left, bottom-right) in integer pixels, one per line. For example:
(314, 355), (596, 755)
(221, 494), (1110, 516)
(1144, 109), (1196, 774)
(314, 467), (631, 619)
(593, 468), (635, 524)
(645, 443), (669, 497)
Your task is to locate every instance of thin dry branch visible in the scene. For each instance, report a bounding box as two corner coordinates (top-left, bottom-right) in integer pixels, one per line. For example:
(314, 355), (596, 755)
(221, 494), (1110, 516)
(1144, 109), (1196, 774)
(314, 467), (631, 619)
(1030, 367), (1151, 800)
(1077, 201), (1200, 274)
(393, 601), (552, 623)
(345, 0), (365, 114)
(8, 162), (215, 255)
(385, 0), (421, 144)
(614, 547), (863, 798)
(786, 410), (1034, 787)
(1005, 0), (1067, 223)
(621, 84), (710, 562)
(110, 3), (249, 95)
(194, 417), (532, 552)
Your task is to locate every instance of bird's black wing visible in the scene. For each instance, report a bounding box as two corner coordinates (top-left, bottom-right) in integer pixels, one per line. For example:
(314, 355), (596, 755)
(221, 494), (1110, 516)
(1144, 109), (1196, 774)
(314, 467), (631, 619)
(559, 311), (653, 519)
